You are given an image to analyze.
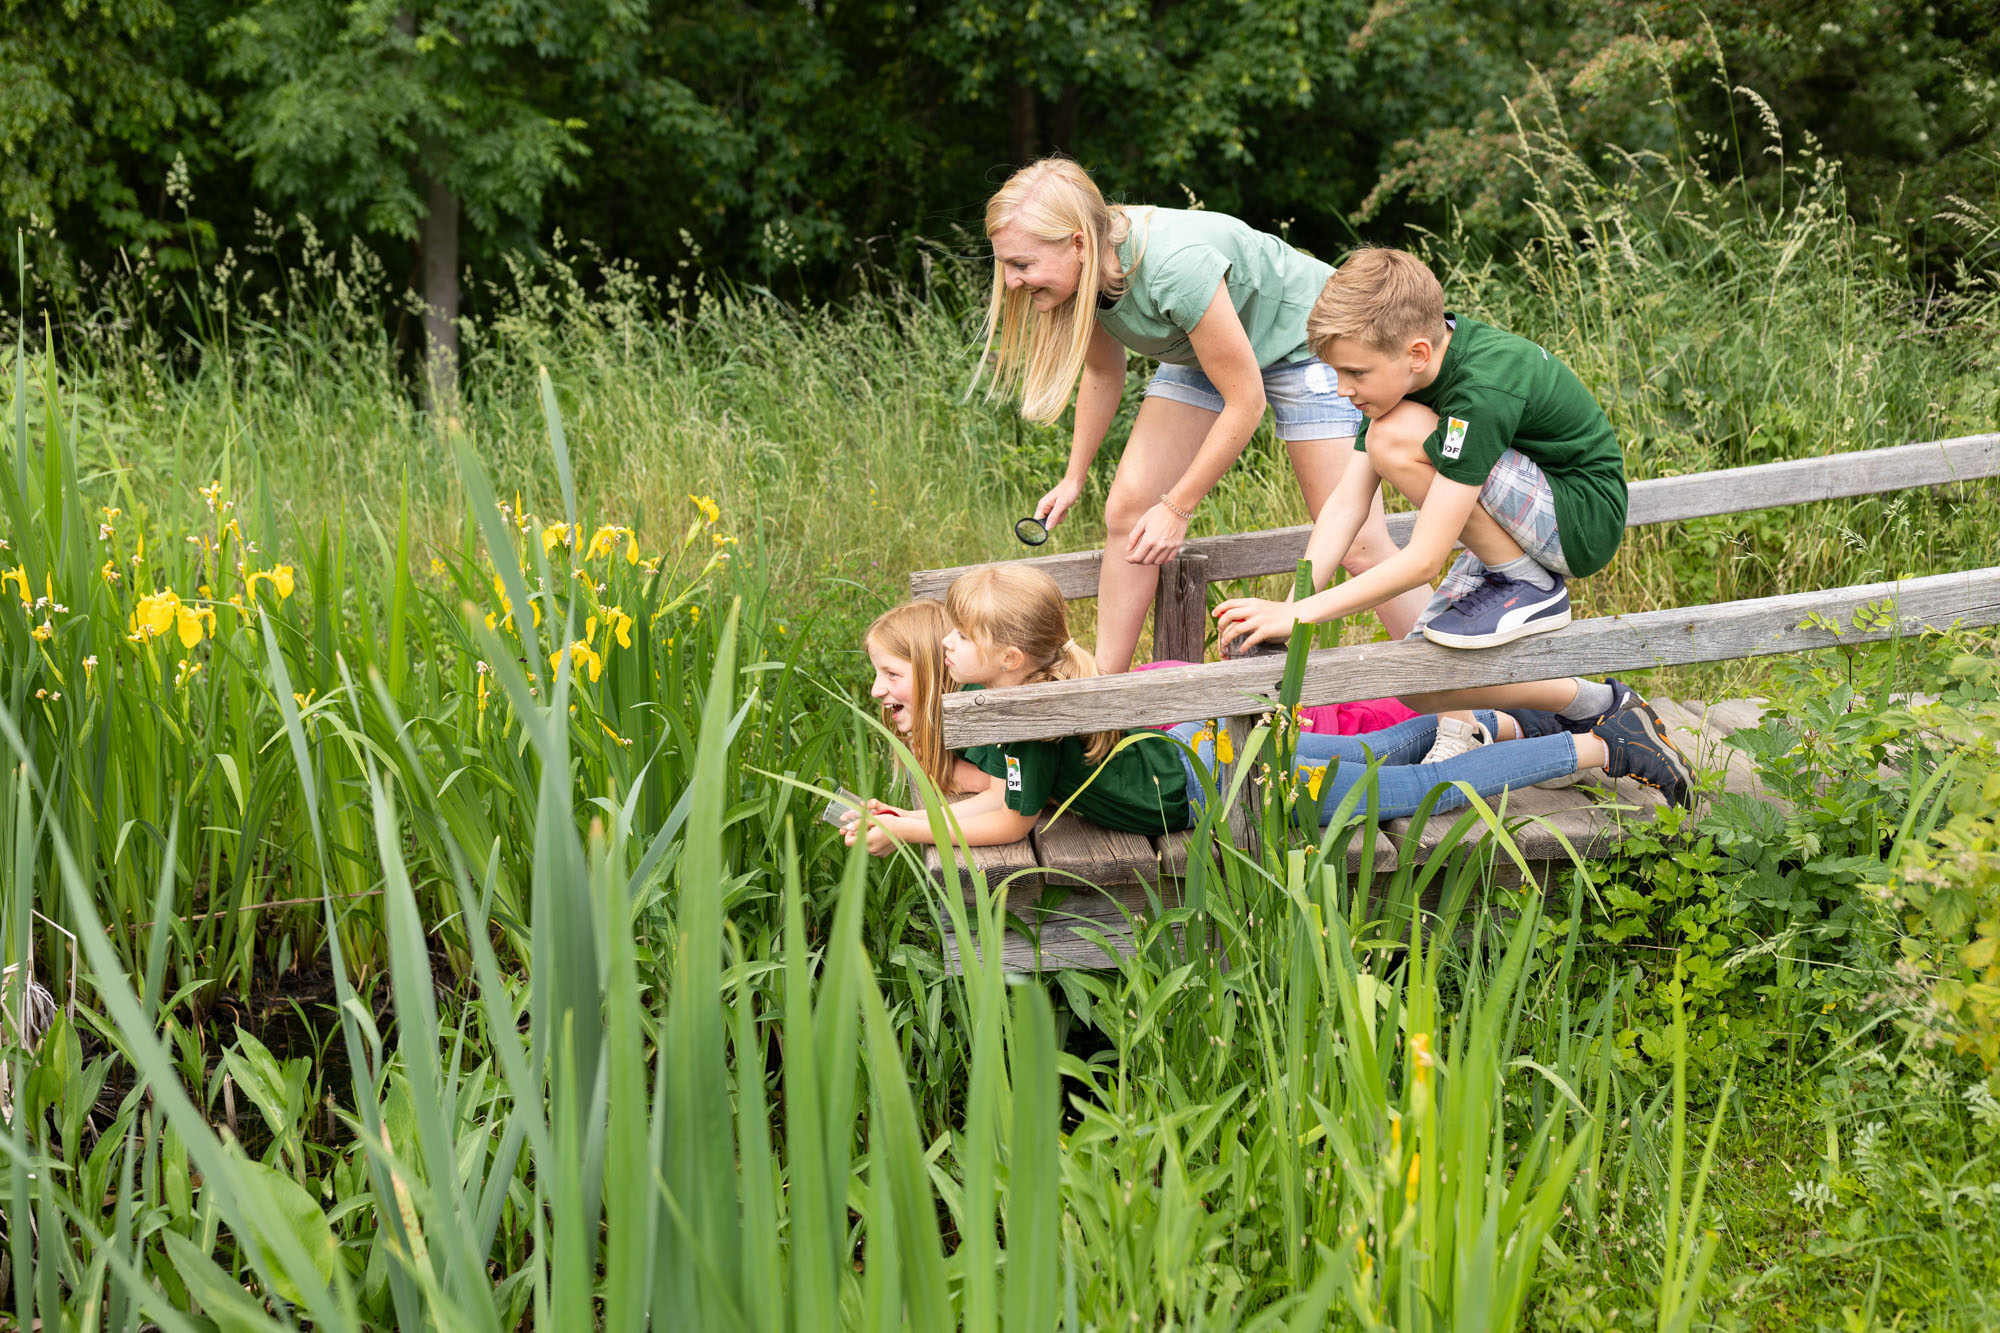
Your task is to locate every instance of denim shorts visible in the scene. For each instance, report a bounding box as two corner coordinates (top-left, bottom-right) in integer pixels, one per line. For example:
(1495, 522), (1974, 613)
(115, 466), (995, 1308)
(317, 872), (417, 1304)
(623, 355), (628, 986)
(1144, 355), (1365, 442)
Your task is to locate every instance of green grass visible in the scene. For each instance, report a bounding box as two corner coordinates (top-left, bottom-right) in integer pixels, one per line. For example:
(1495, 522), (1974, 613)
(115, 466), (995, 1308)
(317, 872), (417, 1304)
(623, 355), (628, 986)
(13, 99), (1997, 681)
(0, 90), (1997, 1329)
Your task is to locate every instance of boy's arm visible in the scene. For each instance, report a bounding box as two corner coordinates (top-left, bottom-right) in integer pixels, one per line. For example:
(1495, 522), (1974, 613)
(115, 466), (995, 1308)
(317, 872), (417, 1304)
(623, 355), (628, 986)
(1297, 450), (1381, 594)
(1217, 476), (1482, 649)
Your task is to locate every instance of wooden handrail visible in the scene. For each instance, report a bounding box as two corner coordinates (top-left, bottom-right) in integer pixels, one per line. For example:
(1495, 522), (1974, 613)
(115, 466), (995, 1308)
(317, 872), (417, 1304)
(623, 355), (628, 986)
(910, 433), (2000, 601)
(938, 566), (2000, 747)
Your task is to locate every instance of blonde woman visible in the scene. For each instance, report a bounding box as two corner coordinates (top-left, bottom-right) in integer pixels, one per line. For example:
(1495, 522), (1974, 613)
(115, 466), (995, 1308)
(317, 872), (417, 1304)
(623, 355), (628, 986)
(973, 157), (1428, 673)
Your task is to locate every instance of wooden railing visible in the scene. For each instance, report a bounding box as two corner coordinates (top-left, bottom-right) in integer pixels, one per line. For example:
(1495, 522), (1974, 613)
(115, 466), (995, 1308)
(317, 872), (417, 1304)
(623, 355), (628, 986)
(910, 433), (2000, 601)
(907, 433), (2000, 750)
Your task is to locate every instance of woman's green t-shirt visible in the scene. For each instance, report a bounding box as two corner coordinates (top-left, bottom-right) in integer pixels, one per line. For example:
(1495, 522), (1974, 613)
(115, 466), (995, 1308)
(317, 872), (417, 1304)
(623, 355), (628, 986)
(1095, 207), (1332, 369)
(956, 690), (1190, 836)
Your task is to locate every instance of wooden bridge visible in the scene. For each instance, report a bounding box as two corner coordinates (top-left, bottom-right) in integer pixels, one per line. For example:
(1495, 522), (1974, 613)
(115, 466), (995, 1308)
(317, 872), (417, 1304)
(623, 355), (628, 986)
(906, 434), (2000, 971)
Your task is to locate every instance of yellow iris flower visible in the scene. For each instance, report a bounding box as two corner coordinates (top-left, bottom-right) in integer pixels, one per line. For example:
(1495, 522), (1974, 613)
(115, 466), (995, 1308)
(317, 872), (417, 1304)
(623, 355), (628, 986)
(550, 639), (604, 683)
(247, 565), (295, 600)
(689, 494), (720, 526)
(1, 565), (28, 607)
(130, 589), (215, 648)
(586, 525), (640, 564)
(485, 572), (542, 631)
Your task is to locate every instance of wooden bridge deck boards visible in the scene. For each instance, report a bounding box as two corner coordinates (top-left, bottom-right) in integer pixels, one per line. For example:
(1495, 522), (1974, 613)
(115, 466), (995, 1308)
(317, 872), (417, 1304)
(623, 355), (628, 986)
(938, 697), (1771, 973)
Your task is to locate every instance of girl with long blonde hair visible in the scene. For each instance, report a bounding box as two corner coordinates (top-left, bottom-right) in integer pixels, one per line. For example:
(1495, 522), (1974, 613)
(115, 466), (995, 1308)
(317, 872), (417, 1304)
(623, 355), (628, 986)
(861, 599), (962, 793)
(973, 157), (1431, 673)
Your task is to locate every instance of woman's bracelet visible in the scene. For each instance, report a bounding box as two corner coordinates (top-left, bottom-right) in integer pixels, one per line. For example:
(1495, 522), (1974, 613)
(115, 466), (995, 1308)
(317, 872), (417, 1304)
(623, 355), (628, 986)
(1158, 493), (1195, 522)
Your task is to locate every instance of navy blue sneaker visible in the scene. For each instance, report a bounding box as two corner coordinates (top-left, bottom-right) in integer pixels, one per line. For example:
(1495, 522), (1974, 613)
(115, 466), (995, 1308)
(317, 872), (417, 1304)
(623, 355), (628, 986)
(1503, 706), (1590, 788)
(1592, 702), (1695, 808)
(1421, 570), (1572, 649)
(1502, 707), (1568, 739)
(1556, 677), (1640, 734)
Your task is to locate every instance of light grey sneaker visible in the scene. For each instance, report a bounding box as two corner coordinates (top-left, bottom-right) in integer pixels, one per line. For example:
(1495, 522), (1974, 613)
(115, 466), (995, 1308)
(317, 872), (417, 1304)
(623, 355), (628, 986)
(1419, 715), (1492, 765)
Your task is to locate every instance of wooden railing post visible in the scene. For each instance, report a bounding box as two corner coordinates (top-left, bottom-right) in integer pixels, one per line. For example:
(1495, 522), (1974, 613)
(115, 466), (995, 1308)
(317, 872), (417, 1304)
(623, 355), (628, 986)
(1218, 712), (1260, 848)
(1152, 551), (1210, 663)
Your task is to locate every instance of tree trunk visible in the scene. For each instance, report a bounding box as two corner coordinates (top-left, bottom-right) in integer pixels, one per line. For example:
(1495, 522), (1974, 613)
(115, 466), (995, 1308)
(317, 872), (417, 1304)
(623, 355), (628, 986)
(1008, 81), (1039, 167)
(1048, 84), (1081, 157)
(418, 168), (460, 410)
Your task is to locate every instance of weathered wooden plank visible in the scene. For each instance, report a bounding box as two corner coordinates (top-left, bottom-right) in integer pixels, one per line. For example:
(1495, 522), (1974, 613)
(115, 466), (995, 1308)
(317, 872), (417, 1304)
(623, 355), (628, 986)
(909, 434), (2000, 600)
(944, 923), (1132, 973)
(1152, 551), (1210, 663)
(1701, 698), (1769, 736)
(1657, 698), (1767, 801)
(1385, 780), (1657, 866)
(1219, 713), (1260, 848)
(908, 775), (1044, 890)
(1621, 434), (2000, 527)
(921, 834), (1042, 892)
(1029, 812), (1159, 888)
(940, 566), (2000, 747)
(1156, 828), (1206, 878)
(1013, 880), (1181, 924)
(941, 880), (1184, 974)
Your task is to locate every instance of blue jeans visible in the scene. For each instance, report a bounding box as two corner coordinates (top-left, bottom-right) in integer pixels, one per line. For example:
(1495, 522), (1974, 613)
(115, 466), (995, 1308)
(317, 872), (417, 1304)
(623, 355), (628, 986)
(1168, 713), (1582, 827)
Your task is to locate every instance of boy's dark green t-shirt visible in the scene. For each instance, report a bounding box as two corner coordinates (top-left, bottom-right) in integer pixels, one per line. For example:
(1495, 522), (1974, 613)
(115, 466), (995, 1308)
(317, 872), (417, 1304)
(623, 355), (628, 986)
(956, 690), (1190, 836)
(1355, 316), (1627, 577)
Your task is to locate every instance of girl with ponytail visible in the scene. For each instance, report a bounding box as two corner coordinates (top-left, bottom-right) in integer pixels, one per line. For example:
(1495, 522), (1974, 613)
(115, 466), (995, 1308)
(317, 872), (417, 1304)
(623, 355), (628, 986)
(971, 157), (1431, 674)
(844, 566), (1191, 855)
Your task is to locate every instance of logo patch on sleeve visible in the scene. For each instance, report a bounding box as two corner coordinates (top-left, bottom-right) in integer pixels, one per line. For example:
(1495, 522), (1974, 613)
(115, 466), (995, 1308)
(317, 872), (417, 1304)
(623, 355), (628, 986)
(1005, 755), (1022, 792)
(1441, 417), (1469, 460)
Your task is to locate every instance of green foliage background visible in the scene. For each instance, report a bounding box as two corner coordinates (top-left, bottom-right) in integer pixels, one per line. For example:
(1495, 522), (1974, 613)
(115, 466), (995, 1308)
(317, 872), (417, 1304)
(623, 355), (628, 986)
(5, 0), (1997, 304)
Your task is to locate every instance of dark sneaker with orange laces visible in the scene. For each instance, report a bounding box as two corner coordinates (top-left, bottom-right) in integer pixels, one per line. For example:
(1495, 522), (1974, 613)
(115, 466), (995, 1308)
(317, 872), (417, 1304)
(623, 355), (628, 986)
(1592, 702), (1695, 808)
(1556, 677), (1640, 734)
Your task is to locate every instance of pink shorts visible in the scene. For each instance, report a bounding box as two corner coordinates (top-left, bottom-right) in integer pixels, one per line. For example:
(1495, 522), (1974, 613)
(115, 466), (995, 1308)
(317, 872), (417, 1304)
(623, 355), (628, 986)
(1136, 660), (1419, 735)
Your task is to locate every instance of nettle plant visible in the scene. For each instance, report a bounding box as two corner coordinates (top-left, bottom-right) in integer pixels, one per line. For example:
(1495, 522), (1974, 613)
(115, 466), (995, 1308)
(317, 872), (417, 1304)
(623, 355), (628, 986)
(1575, 619), (1998, 1068)
(1889, 649), (2000, 1069)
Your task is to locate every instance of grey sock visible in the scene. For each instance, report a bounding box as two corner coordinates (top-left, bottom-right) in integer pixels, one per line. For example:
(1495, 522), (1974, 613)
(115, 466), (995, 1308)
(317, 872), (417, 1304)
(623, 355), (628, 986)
(1493, 553), (1555, 591)
(1558, 678), (1616, 722)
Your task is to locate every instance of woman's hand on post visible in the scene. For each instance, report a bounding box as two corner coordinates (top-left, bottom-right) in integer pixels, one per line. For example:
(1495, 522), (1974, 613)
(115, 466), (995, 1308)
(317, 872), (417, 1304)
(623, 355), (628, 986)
(1214, 596), (1306, 654)
(1125, 501), (1189, 566)
(1035, 476), (1083, 529)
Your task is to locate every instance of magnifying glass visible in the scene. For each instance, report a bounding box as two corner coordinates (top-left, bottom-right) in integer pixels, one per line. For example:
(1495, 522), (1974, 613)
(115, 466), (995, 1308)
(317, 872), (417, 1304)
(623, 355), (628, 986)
(1014, 516), (1050, 547)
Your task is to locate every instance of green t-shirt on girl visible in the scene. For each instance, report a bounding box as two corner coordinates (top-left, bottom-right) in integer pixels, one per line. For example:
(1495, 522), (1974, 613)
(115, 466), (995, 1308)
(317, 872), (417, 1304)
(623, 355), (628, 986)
(958, 698), (1191, 836)
(1095, 207), (1332, 369)
(1355, 316), (1628, 577)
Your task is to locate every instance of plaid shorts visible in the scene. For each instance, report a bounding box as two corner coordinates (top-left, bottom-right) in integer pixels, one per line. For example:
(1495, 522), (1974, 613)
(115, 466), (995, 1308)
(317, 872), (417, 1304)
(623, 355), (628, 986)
(1409, 448), (1572, 637)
